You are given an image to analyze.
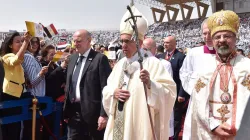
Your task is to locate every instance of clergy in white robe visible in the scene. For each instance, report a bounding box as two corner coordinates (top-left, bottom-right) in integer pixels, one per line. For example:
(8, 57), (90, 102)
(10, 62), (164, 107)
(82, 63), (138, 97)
(102, 5), (176, 140)
(190, 10), (250, 139)
(180, 19), (216, 140)
(142, 38), (174, 137)
(158, 58), (174, 138)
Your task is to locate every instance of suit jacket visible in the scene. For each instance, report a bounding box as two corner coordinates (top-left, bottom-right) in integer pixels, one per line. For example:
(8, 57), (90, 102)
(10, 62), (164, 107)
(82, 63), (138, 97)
(41, 60), (66, 100)
(2, 53), (25, 97)
(63, 49), (112, 124)
(157, 49), (189, 99)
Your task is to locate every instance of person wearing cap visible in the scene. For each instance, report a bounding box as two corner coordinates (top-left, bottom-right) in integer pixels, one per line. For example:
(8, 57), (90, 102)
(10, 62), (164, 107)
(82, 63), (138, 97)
(106, 43), (117, 69)
(180, 18), (216, 140)
(190, 10), (250, 139)
(102, 6), (176, 140)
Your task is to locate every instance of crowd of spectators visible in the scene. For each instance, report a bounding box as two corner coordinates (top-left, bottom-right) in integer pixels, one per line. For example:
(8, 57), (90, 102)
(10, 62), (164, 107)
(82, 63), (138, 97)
(0, 13), (249, 54)
(147, 13), (250, 52)
(0, 11), (249, 140)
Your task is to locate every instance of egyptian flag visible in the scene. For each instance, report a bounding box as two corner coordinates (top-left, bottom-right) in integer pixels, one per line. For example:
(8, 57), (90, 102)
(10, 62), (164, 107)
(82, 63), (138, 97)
(44, 24), (58, 38)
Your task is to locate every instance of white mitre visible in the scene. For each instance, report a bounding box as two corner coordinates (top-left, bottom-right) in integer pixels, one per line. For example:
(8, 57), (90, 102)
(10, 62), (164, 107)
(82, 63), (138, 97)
(120, 6), (148, 40)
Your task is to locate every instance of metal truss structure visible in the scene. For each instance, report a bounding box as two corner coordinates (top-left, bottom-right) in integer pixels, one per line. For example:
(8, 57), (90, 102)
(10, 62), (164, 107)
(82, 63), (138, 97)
(134, 0), (211, 23)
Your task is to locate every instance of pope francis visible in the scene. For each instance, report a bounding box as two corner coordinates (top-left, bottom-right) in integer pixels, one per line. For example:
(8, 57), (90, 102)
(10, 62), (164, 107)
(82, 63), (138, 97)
(102, 5), (176, 140)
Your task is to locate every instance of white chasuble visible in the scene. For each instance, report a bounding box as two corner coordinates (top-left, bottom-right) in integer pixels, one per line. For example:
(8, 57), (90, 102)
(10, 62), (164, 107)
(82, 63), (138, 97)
(102, 51), (177, 140)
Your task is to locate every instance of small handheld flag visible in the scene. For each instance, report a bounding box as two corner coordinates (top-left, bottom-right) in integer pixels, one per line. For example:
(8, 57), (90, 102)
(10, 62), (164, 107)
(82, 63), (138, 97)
(52, 51), (69, 62)
(25, 21), (44, 38)
(44, 24), (58, 38)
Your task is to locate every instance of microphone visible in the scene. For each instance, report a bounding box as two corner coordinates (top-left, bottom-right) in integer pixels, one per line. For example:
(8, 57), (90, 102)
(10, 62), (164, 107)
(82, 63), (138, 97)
(118, 101), (125, 111)
(118, 82), (127, 111)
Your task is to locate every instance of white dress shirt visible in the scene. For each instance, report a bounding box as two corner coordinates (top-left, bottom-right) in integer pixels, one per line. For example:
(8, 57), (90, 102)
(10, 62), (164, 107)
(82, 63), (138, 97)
(74, 48), (91, 102)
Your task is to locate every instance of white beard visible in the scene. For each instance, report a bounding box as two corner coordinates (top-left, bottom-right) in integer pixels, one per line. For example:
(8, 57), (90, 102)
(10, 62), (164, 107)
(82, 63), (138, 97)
(217, 45), (231, 56)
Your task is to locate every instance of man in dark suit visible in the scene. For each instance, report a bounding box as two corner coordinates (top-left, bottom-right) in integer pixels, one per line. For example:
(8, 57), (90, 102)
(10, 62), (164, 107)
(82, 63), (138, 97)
(157, 36), (189, 140)
(63, 29), (112, 140)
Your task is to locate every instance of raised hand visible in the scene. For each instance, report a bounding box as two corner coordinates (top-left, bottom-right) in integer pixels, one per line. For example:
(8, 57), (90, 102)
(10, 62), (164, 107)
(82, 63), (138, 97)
(23, 32), (32, 42)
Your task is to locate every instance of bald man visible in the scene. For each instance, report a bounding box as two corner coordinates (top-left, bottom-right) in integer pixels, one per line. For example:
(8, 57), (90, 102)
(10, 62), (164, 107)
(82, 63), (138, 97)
(143, 38), (173, 77)
(158, 36), (188, 140)
(63, 29), (112, 140)
(142, 38), (174, 138)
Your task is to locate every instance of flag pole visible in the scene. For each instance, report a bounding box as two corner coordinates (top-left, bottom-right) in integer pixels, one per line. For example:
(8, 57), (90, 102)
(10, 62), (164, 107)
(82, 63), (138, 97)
(47, 61), (52, 67)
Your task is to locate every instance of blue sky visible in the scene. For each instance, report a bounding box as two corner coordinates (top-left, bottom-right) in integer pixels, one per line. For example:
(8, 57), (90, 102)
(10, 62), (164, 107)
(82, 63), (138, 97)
(0, 0), (212, 32)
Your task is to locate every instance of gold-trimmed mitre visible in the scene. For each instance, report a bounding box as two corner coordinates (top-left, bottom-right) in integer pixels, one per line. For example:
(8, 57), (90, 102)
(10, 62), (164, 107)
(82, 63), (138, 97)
(207, 10), (240, 37)
(120, 6), (148, 40)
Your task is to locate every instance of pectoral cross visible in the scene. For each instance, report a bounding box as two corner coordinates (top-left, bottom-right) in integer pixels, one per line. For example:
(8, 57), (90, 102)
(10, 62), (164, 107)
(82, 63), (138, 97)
(217, 105), (230, 123)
